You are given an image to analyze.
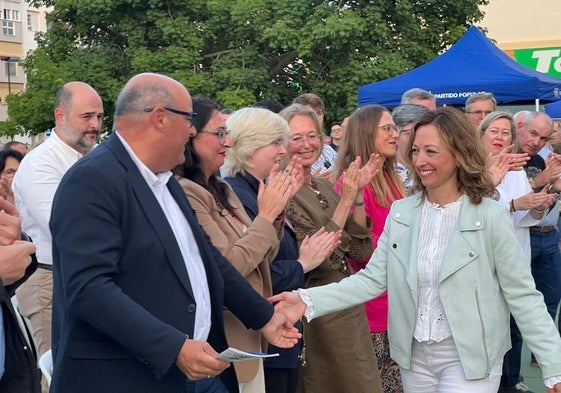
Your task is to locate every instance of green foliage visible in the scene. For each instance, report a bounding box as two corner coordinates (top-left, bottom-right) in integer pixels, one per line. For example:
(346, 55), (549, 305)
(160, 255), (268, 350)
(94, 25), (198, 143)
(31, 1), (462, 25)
(3, 0), (488, 136)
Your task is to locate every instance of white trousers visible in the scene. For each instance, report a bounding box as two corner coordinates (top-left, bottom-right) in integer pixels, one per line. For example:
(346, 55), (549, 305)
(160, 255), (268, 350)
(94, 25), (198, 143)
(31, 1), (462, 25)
(400, 337), (503, 393)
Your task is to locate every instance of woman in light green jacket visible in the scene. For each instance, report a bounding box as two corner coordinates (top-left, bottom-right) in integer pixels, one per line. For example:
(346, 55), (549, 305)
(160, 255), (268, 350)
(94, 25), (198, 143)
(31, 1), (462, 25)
(271, 107), (561, 393)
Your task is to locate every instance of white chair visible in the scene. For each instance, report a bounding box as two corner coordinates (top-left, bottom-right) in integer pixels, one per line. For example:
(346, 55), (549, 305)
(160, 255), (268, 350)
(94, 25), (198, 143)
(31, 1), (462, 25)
(38, 349), (53, 386)
(10, 296), (32, 348)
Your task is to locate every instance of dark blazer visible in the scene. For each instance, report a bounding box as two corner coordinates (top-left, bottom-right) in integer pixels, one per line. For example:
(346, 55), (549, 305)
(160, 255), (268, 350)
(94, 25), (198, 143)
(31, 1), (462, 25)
(49, 134), (274, 393)
(225, 173), (304, 369)
(0, 250), (41, 393)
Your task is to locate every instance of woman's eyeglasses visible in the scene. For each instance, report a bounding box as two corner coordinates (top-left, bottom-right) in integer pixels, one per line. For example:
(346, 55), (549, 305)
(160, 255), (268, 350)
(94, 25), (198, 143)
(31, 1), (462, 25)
(198, 128), (231, 144)
(378, 124), (398, 135)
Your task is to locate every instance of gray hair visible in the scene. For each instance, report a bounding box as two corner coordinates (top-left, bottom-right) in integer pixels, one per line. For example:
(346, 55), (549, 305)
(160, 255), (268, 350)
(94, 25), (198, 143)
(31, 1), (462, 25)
(465, 92), (497, 112)
(401, 88), (435, 105)
(114, 83), (174, 121)
(515, 111), (554, 132)
(279, 103), (321, 131)
(392, 104), (430, 129)
(223, 107), (290, 177)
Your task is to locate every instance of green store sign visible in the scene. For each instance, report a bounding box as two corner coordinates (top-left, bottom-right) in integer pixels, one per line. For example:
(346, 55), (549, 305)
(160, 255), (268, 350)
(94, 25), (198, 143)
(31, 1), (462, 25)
(514, 48), (561, 78)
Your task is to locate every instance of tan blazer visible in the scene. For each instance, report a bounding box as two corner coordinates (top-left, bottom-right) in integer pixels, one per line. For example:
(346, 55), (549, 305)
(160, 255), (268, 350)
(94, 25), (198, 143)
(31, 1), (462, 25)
(178, 177), (281, 382)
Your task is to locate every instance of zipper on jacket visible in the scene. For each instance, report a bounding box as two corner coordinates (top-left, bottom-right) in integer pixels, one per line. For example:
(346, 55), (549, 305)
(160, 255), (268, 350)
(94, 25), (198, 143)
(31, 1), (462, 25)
(475, 286), (491, 376)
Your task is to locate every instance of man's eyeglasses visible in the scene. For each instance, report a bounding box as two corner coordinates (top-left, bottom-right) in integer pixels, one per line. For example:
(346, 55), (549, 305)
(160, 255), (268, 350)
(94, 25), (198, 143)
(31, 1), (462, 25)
(466, 110), (493, 117)
(198, 128), (231, 144)
(144, 107), (197, 127)
(378, 124), (398, 135)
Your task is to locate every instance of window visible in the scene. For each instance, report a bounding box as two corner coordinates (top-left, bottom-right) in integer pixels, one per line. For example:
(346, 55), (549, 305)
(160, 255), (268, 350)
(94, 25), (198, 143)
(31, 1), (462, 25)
(2, 20), (14, 36)
(4, 61), (17, 77)
(27, 13), (32, 31)
(3, 9), (20, 21)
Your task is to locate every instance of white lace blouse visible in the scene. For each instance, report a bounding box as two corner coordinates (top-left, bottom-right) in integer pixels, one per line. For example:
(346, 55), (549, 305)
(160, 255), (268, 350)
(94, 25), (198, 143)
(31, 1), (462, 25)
(414, 196), (464, 343)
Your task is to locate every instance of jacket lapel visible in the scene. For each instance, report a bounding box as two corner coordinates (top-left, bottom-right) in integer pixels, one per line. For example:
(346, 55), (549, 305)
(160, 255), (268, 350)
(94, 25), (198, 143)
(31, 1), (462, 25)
(106, 134), (195, 299)
(439, 200), (482, 282)
(391, 196), (421, 304)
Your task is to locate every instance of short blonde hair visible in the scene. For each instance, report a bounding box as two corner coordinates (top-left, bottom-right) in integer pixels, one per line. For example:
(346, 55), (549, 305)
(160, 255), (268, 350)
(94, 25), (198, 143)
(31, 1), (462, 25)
(223, 107), (289, 177)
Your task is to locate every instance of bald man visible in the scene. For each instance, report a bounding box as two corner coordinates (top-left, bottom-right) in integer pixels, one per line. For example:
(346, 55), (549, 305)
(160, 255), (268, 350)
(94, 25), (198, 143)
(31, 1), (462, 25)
(49, 73), (298, 393)
(13, 82), (103, 385)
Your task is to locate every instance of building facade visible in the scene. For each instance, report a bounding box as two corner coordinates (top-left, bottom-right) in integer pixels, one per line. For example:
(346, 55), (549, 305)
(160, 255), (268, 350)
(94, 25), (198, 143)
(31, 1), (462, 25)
(479, 0), (561, 79)
(0, 0), (49, 145)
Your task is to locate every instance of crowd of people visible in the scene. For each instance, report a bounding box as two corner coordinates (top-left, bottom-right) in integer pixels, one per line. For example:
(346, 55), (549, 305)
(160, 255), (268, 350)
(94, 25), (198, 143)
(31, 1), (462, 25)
(1, 77), (561, 393)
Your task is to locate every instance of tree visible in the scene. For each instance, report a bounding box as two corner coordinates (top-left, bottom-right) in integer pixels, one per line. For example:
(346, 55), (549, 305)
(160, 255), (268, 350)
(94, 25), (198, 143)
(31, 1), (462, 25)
(2, 0), (488, 136)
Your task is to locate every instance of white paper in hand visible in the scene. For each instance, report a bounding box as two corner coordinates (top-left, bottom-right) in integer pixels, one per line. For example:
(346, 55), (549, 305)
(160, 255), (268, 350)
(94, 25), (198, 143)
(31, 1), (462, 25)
(216, 347), (279, 362)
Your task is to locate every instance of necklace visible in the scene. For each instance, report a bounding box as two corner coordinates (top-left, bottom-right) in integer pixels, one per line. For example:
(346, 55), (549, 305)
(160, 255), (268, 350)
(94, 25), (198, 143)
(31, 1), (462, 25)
(308, 180), (329, 209)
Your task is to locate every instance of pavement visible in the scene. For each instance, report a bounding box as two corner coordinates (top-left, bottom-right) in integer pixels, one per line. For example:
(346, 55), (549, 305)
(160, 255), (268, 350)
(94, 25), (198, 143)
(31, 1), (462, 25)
(521, 341), (546, 393)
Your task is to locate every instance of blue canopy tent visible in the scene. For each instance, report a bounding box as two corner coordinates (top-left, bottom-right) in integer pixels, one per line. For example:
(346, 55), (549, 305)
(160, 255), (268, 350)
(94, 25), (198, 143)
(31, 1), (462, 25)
(358, 26), (561, 108)
(545, 100), (561, 119)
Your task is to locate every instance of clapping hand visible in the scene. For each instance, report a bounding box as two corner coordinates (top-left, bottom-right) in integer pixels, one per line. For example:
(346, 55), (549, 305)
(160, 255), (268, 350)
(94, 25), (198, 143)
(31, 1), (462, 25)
(356, 154), (381, 191)
(257, 170), (292, 223)
(297, 227), (342, 273)
(0, 197), (21, 245)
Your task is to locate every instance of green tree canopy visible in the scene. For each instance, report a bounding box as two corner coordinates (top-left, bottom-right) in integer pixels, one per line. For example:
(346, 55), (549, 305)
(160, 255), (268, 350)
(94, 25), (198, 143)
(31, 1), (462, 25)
(1, 0), (488, 137)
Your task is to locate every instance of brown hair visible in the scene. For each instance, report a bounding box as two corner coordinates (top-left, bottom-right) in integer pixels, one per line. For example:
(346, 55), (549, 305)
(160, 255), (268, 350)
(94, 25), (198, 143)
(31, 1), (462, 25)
(407, 107), (494, 204)
(333, 105), (404, 207)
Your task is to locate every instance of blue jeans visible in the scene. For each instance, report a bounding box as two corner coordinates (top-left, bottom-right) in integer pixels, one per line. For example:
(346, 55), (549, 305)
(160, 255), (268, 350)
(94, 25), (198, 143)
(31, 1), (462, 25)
(530, 230), (561, 321)
(184, 376), (229, 393)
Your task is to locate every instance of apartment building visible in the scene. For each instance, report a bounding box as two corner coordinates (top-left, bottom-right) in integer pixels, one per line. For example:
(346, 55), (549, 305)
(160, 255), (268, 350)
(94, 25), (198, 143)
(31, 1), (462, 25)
(0, 0), (48, 136)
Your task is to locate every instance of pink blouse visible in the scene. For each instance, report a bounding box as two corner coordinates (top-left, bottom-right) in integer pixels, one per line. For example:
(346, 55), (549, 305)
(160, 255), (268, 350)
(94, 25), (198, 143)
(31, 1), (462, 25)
(335, 173), (403, 332)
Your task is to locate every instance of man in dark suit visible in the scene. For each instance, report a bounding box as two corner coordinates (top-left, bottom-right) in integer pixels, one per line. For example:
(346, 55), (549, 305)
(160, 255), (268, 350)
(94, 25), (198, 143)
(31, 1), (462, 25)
(49, 73), (299, 393)
(0, 198), (41, 393)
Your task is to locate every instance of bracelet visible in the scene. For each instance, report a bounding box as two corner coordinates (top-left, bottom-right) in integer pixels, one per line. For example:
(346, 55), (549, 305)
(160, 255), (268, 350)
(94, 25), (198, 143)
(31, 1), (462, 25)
(510, 199), (516, 212)
(353, 201), (364, 207)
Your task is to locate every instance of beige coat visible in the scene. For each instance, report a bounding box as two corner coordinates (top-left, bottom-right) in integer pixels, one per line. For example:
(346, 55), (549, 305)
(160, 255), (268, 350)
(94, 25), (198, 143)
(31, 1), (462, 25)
(178, 177), (281, 382)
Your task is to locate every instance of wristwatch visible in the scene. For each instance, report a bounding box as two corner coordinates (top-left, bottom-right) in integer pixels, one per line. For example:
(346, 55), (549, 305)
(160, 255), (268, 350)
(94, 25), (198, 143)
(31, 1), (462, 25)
(528, 177), (536, 189)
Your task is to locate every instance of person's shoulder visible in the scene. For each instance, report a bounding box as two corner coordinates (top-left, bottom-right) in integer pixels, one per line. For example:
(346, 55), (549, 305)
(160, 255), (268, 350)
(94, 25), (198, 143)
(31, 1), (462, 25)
(392, 193), (420, 209)
(177, 177), (211, 199)
(386, 194), (420, 223)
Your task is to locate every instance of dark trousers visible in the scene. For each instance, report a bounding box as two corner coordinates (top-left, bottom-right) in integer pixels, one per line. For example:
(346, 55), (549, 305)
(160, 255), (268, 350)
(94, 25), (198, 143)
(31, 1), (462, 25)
(265, 367), (299, 393)
(530, 230), (561, 321)
(500, 315), (522, 387)
(184, 377), (229, 393)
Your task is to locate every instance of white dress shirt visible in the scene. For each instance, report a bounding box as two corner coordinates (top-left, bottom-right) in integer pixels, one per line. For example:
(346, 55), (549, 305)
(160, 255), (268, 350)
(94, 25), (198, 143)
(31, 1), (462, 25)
(116, 132), (212, 341)
(13, 130), (84, 265)
(414, 196), (463, 343)
(496, 170), (542, 264)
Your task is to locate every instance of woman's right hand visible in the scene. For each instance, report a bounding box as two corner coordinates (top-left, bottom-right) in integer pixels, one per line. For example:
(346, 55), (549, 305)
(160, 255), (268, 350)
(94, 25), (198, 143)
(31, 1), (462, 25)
(257, 172), (292, 223)
(297, 227), (342, 273)
(338, 157), (361, 206)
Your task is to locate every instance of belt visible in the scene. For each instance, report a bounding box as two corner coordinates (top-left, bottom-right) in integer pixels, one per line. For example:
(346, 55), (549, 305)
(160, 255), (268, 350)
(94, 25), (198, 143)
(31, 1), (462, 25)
(37, 263), (53, 271)
(529, 226), (555, 233)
